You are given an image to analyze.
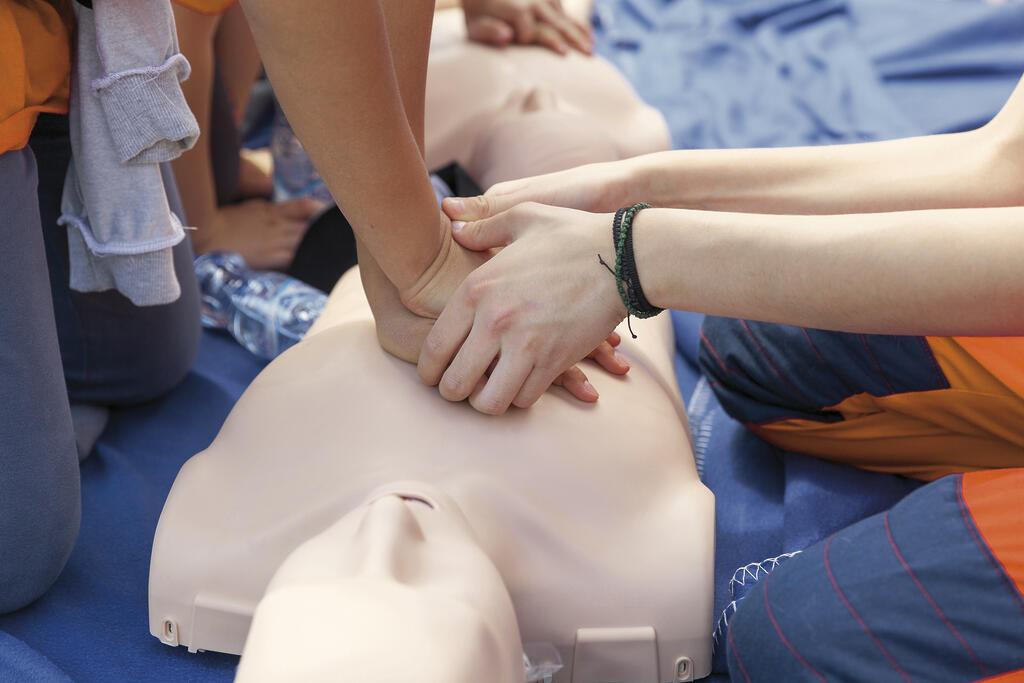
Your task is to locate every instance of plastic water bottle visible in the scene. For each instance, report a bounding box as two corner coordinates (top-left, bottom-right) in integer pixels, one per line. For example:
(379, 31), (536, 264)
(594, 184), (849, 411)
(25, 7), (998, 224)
(270, 103), (333, 204)
(195, 251), (327, 360)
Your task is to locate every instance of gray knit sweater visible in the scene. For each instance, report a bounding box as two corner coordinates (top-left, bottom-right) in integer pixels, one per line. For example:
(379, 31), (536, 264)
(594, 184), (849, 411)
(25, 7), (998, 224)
(58, 0), (200, 306)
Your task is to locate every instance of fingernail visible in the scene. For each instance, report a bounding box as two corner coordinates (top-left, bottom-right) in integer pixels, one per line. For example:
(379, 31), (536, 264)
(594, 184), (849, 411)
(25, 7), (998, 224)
(452, 220), (466, 232)
(620, 358), (630, 369)
(583, 380), (596, 395)
(446, 198), (465, 213)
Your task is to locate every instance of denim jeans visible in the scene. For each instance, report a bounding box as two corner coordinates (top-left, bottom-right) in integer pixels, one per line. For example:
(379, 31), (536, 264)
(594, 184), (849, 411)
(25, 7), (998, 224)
(0, 114), (200, 613)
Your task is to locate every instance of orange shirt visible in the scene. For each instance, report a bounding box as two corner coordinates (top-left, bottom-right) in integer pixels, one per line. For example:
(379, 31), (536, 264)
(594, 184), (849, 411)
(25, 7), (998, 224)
(0, 0), (74, 154)
(0, 0), (238, 156)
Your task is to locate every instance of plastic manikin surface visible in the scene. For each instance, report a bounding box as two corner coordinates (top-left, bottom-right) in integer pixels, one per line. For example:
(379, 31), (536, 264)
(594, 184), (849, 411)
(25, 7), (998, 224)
(149, 269), (715, 682)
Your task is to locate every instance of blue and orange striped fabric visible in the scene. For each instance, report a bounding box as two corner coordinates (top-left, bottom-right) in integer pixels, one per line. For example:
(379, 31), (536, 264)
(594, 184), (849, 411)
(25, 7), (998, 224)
(726, 469), (1024, 681)
(698, 319), (1024, 480)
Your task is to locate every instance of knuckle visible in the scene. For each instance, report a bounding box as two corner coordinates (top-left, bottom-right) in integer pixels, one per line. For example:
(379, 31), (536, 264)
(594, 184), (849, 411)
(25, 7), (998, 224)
(422, 333), (447, 360)
(440, 373), (468, 400)
(464, 276), (490, 305)
(482, 304), (523, 335)
(512, 393), (538, 409)
(475, 195), (493, 216)
(475, 395), (508, 415)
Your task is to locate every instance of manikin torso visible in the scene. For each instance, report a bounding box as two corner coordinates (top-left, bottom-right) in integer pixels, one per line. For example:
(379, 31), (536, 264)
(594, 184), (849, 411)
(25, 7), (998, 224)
(149, 270), (714, 682)
(423, 7), (670, 182)
(150, 9), (709, 680)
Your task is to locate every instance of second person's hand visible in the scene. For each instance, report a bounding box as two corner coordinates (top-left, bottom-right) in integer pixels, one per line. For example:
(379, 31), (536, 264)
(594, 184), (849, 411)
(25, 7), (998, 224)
(462, 0), (594, 55)
(418, 202), (628, 415)
(442, 159), (635, 225)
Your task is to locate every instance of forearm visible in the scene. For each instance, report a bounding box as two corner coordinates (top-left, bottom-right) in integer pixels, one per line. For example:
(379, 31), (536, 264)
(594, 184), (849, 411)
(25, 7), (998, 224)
(626, 125), (1018, 215)
(239, 0), (440, 291)
(636, 206), (1024, 336)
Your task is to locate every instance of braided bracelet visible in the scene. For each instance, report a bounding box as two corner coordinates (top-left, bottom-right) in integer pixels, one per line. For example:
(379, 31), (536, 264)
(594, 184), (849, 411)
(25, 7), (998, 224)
(598, 202), (663, 338)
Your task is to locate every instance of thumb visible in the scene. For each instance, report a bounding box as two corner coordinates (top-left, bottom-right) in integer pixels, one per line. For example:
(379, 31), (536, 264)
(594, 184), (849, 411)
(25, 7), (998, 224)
(466, 16), (514, 46)
(442, 194), (505, 221)
(512, 9), (537, 44)
(451, 214), (519, 251)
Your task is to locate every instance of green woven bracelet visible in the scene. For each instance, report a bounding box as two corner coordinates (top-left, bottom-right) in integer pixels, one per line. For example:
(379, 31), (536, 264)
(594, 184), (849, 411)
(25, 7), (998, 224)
(614, 202), (659, 318)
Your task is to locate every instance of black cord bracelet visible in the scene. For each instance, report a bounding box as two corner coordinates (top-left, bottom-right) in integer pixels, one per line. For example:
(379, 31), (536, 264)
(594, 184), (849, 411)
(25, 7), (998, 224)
(598, 203), (663, 338)
(620, 204), (662, 318)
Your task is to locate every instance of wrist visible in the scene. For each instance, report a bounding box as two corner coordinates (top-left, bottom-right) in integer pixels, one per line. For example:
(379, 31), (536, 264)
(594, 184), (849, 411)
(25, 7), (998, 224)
(622, 153), (670, 208)
(594, 213), (629, 320)
(398, 211), (457, 318)
(629, 207), (676, 311)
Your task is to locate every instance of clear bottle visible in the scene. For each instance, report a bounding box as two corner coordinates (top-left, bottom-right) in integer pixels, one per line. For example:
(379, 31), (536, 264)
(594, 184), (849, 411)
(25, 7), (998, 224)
(195, 251), (327, 360)
(270, 103), (333, 204)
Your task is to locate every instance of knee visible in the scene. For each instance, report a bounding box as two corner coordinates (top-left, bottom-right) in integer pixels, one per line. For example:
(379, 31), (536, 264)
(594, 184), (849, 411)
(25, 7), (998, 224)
(134, 247), (201, 401)
(725, 550), (840, 682)
(726, 575), (821, 682)
(140, 314), (200, 400)
(0, 479), (81, 614)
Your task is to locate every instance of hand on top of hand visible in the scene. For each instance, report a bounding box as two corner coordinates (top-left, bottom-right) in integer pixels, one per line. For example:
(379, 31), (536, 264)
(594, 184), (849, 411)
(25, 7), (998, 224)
(417, 202), (629, 415)
(377, 208), (627, 411)
(462, 0), (593, 55)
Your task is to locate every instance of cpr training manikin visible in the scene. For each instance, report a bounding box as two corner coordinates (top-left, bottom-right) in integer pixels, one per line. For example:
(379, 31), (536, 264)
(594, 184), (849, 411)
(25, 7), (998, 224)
(148, 267), (715, 682)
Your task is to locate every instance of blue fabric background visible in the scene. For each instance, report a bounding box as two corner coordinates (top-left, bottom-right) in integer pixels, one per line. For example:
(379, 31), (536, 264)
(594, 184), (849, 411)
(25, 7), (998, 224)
(3, 1), (1024, 680)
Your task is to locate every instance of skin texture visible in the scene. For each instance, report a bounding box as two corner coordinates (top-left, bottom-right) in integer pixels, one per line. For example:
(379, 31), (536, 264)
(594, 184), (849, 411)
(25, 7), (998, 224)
(148, 268), (715, 677)
(238, 0), (648, 410)
(428, 76), (1024, 412)
(171, 3), (322, 269)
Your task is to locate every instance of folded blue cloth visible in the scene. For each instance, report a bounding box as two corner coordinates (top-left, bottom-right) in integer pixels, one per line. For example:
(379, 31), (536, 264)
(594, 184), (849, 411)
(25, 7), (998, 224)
(593, 0), (1024, 148)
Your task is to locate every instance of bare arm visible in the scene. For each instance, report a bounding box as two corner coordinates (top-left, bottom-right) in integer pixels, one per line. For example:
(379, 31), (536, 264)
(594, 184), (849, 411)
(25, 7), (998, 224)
(422, 200), (1024, 412)
(449, 77), (1024, 221)
(635, 205), (1024, 336)
(634, 79), (1024, 215)
(238, 0), (442, 293)
(172, 4), (321, 268)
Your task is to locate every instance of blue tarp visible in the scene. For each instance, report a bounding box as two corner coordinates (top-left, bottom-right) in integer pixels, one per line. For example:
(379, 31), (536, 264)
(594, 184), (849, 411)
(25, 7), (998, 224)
(3, 1), (1024, 680)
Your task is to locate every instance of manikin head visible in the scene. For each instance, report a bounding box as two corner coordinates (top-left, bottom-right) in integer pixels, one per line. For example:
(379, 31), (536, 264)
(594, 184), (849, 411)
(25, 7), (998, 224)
(468, 86), (620, 190)
(235, 483), (524, 683)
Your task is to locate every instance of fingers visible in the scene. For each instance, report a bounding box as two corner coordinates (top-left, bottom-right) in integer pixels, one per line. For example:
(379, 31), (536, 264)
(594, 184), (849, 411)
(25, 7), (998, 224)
(511, 9), (537, 45)
(549, 366), (598, 405)
(532, 21), (569, 55)
(469, 353), (534, 415)
(418, 293), (476, 388)
(589, 340), (630, 375)
(572, 16), (594, 46)
(443, 194), (502, 222)
(465, 15), (514, 45)
(450, 209), (524, 251)
(534, 2), (592, 54)
(438, 328), (501, 402)
(607, 331), (621, 347)
(514, 365), (570, 408)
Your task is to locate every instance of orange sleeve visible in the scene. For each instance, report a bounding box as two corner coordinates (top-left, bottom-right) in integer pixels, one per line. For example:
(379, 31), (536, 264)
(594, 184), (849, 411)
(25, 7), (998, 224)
(172, 0), (239, 15)
(0, 0), (73, 154)
(960, 469), (1024, 606)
